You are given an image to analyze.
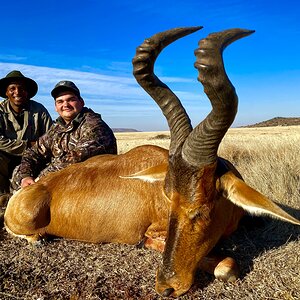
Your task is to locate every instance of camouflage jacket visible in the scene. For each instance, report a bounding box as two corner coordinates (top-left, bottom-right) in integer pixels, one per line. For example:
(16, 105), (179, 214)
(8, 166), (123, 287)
(0, 99), (53, 156)
(17, 107), (117, 180)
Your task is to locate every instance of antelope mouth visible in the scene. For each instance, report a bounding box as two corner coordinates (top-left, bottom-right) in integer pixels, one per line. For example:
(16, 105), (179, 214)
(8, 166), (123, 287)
(155, 268), (193, 297)
(155, 282), (192, 298)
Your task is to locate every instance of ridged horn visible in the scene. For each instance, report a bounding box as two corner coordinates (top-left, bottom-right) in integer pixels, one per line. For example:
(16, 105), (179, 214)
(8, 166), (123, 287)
(132, 26), (202, 155)
(182, 28), (255, 166)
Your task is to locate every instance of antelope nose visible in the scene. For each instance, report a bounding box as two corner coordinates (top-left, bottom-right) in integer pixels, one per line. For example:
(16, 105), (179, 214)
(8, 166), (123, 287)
(162, 287), (174, 297)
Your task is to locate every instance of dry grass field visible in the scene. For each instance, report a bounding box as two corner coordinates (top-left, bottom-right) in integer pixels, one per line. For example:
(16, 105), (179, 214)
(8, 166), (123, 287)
(1, 126), (300, 299)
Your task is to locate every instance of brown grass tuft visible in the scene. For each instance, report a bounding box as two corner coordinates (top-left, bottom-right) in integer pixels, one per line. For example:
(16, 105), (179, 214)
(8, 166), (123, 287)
(149, 134), (170, 140)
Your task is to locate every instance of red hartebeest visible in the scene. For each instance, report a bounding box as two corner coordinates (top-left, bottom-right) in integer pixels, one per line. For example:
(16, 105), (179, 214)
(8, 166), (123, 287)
(4, 27), (300, 297)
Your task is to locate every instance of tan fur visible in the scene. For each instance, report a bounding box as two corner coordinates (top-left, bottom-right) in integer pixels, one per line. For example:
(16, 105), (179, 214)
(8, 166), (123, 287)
(5, 146), (169, 244)
(4, 144), (299, 248)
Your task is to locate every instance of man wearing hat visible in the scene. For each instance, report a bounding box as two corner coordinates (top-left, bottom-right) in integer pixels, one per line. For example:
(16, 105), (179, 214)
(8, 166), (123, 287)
(0, 70), (53, 205)
(11, 80), (117, 191)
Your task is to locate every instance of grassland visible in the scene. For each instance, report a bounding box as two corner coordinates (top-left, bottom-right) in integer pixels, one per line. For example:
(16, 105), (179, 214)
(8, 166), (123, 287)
(0, 126), (299, 299)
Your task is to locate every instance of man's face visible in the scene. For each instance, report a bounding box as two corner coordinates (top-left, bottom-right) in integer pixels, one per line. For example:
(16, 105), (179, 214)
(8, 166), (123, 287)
(6, 82), (29, 111)
(55, 91), (84, 124)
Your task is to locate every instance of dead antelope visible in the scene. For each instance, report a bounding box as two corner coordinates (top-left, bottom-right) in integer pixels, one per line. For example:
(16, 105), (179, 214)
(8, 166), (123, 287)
(4, 27), (300, 298)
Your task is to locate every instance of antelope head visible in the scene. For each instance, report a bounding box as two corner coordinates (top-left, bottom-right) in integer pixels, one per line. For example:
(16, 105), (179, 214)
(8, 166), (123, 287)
(132, 27), (300, 297)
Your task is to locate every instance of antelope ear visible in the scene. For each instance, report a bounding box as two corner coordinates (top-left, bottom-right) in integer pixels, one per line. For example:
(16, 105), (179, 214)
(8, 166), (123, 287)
(218, 171), (300, 226)
(120, 163), (168, 183)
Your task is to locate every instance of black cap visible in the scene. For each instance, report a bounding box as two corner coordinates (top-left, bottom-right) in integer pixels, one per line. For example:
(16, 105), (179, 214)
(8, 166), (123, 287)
(51, 80), (81, 99)
(0, 70), (38, 99)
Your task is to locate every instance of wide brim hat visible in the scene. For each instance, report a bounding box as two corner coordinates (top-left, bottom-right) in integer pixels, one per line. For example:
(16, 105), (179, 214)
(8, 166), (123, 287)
(0, 70), (38, 99)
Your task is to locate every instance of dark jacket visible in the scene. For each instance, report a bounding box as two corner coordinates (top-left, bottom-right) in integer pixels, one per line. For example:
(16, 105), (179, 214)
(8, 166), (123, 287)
(16, 107), (117, 180)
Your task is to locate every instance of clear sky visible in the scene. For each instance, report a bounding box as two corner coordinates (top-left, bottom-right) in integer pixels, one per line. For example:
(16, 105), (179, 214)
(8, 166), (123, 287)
(1, 0), (299, 131)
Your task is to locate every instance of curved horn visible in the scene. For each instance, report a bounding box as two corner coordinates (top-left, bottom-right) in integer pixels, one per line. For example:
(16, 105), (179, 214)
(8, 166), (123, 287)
(182, 28), (255, 166)
(132, 26), (202, 155)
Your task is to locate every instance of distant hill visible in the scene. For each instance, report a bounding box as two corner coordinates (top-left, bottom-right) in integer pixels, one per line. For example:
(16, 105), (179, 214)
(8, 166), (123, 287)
(243, 117), (300, 128)
(112, 128), (139, 132)
(112, 118), (300, 132)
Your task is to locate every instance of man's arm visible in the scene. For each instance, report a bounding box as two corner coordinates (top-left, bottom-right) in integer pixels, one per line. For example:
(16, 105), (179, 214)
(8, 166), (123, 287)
(0, 113), (29, 155)
(10, 129), (54, 192)
(38, 107), (53, 134)
(17, 131), (53, 180)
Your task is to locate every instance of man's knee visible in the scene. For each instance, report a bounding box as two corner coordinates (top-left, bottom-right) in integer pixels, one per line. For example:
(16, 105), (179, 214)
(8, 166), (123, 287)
(0, 151), (22, 194)
(10, 165), (22, 193)
(0, 152), (11, 194)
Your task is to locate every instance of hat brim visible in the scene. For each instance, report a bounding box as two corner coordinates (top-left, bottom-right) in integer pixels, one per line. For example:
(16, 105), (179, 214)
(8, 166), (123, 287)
(0, 76), (38, 99)
(51, 86), (80, 99)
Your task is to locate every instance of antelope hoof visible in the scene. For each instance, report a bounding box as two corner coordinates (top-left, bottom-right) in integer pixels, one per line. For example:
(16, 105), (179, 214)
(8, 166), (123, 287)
(143, 236), (166, 253)
(5, 224), (43, 245)
(214, 257), (239, 282)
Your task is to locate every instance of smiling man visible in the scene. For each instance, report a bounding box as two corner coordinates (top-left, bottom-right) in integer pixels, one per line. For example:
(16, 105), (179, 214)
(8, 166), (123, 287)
(11, 80), (117, 192)
(0, 70), (52, 204)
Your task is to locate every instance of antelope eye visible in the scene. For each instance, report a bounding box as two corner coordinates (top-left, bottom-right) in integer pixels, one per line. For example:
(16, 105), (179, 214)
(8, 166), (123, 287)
(188, 208), (201, 220)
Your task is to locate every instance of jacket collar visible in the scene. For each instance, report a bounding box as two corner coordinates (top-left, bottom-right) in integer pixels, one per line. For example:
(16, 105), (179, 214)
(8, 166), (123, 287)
(1, 99), (30, 115)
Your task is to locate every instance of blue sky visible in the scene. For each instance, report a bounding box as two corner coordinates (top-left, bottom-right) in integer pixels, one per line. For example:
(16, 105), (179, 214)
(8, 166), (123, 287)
(1, 0), (299, 131)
